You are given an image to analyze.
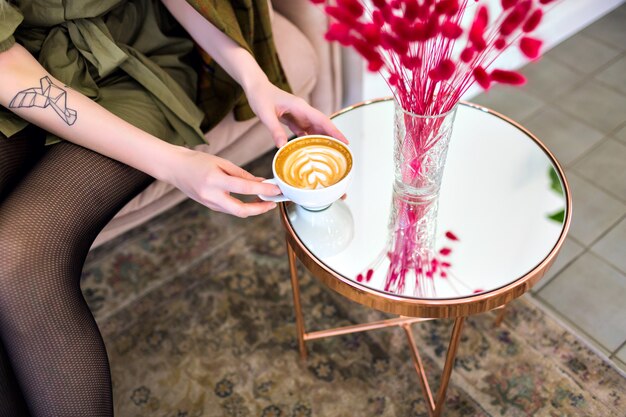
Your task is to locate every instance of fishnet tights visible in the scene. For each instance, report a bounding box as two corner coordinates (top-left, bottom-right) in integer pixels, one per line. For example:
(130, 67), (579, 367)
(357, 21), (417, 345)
(0, 128), (153, 416)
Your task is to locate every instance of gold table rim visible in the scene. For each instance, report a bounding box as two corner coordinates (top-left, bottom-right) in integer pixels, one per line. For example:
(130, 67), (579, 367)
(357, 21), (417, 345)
(279, 97), (572, 319)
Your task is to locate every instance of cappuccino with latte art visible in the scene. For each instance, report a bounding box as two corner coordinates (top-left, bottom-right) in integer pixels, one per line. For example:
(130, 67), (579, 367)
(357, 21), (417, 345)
(275, 137), (351, 189)
(259, 135), (353, 211)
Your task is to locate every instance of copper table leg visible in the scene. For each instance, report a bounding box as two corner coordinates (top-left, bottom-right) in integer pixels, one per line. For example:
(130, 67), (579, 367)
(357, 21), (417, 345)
(285, 236), (468, 416)
(493, 304), (507, 327)
(404, 317), (465, 417)
(287, 236), (307, 361)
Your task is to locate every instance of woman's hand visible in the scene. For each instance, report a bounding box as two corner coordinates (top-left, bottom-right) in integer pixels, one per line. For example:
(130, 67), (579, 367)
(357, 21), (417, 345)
(244, 78), (347, 148)
(166, 148), (281, 218)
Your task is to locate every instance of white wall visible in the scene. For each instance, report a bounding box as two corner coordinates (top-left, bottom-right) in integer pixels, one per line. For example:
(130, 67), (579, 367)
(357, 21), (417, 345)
(343, 0), (624, 105)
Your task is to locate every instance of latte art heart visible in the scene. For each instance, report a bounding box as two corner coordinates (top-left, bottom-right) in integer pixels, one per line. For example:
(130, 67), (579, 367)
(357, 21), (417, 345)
(280, 145), (348, 189)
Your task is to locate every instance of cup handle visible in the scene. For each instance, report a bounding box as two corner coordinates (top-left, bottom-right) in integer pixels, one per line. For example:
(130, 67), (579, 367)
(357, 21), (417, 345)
(258, 178), (289, 203)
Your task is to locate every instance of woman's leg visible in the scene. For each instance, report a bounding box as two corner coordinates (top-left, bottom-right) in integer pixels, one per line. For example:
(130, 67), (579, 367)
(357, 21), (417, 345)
(0, 128), (46, 417)
(0, 141), (153, 416)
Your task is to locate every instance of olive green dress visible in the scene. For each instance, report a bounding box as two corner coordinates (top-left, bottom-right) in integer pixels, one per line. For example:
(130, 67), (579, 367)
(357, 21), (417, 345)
(0, 0), (290, 147)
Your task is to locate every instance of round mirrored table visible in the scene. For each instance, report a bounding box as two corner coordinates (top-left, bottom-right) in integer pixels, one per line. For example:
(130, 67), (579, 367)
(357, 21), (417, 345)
(279, 98), (571, 417)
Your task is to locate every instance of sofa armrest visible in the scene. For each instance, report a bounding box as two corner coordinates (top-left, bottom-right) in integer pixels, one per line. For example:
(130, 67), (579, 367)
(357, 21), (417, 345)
(271, 0), (342, 115)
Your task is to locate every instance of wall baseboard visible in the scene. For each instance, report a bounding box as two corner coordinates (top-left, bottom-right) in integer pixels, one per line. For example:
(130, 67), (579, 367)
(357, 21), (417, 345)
(345, 0), (624, 105)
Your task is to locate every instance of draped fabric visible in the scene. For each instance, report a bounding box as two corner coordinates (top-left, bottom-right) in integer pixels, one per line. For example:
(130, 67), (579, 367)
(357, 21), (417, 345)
(0, 0), (291, 145)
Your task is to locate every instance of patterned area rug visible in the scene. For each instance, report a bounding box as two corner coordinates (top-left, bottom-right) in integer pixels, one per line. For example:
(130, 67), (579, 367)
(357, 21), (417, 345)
(83, 154), (626, 417)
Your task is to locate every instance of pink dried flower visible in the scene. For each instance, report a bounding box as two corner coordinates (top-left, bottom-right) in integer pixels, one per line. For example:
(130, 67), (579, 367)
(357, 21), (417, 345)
(460, 47), (476, 62)
(324, 6), (358, 24)
(441, 21), (463, 39)
(520, 36), (542, 59)
(474, 67), (492, 89)
(337, 0), (364, 18)
(428, 59), (456, 81)
(501, 0), (518, 10)
(325, 22), (352, 45)
(440, 247), (452, 256)
(491, 69), (526, 85)
(404, 0), (420, 20)
(500, 0), (532, 36)
(469, 5), (489, 51)
(523, 9), (543, 32)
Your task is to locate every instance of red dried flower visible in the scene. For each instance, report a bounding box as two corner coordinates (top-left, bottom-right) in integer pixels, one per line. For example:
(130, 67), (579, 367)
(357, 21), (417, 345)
(404, 0), (420, 20)
(435, 0), (460, 16)
(473, 66), (491, 89)
(445, 231), (459, 241)
(381, 32), (409, 55)
(500, 0), (531, 36)
(539, 0), (557, 4)
(523, 9), (543, 32)
(367, 58), (384, 72)
(428, 59), (456, 81)
(441, 21), (463, 39)
(501, 0), (518, 10)
(391, 15), (414, 41)
(325, 23), (352, 45)
(440, 247), (452, 256)
(366, 268), (374, 281)
(401, 54), (422, 69)
(325, 6), (358, 24)
(491, 69), (526, 85)
(460, 47), (476, 62)
(372, 10), (385, 27)
(469, 5), (489, 50)
(371, 0), (387, 8)
(337, 0), (364, 18)
(358, 23), (382, 45)
(389, 73), (400, 86)
(520, 36), (542, 59)
(494, 37), (506, 49)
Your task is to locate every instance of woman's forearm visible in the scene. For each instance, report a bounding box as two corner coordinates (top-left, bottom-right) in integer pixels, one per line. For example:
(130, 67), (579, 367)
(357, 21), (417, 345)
(160, 0), (269, 92)
(0, 43), (188, 182)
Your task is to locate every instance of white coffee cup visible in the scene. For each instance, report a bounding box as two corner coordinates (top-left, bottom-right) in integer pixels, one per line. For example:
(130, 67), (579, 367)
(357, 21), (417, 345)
(259, 135), (353, 211)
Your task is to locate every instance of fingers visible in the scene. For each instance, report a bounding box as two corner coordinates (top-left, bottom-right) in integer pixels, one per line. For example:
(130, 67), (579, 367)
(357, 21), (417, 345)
(282, 104), (349, 144)
(220, 195), (277, 218)
(225, 176), (281, 196)
(217, 159), (258, 180)
(259, 109), (288, 147)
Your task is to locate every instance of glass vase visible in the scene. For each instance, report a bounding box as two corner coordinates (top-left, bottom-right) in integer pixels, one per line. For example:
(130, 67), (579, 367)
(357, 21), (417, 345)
(383, 101), (458, 296)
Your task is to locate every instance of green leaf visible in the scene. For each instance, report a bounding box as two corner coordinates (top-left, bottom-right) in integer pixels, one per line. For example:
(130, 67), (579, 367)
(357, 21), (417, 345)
(547, 209), (565, 223)
(549, 167), (564, 196)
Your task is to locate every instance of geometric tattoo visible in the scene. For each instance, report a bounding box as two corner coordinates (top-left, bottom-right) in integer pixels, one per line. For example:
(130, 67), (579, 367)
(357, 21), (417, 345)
(9, 76), (78, 125)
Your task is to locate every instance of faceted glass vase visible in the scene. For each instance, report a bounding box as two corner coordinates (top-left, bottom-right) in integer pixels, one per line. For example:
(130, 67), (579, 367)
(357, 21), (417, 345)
(383, 101), (458, 296)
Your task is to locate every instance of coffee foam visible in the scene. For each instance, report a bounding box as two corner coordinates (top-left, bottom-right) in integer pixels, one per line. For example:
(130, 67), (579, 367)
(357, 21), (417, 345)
(276, 137), (352, 189)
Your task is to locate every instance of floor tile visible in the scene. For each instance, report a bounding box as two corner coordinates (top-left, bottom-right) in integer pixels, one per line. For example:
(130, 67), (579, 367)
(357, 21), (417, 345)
(532, 237), (585, 292)
(538, 252), (626, 352)
(595, 54), (626, 95)
(592, 217), (626, 274)
(573, 139), (626, 201)
(616, 343), (626, 364)
(546, 33), (621, 74)
(472, 85), (545, 122)
(582, 6), (626, 51)
(557, 80), (626, 134)
(523, 106), (605, 166)
(564, 173), (625, 245)
(520, 56), (586, 100)
(615, 124), (626, 145)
